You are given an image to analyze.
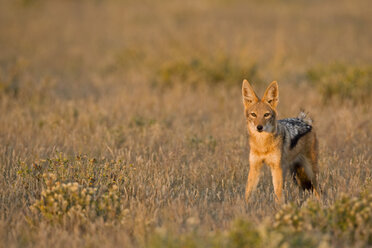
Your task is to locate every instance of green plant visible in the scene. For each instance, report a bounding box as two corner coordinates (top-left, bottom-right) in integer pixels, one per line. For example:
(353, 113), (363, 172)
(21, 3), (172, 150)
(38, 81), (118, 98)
(307, 63), (372, 103)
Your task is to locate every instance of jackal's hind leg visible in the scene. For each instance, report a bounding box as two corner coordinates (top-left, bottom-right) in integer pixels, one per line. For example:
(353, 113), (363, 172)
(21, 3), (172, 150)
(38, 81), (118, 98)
(293, 159), (320, 199)
(292, 162), (312, 190)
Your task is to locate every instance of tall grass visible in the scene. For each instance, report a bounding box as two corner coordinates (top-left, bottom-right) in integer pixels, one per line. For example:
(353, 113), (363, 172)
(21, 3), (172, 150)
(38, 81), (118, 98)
(0, 0), (371, 247)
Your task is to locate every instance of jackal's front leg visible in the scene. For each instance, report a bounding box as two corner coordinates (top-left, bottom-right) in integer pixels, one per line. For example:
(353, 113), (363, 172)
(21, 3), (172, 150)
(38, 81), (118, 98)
(245, 156), (262, 203)
(271, 166), (284, 204)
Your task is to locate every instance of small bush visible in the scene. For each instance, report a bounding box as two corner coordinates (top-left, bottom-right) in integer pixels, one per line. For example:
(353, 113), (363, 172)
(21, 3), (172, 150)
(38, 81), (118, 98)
(275, 186), (372, 245)
(227, 220), (262, 248)
(154, 55), (261, 88)
(18, 153), (131, 189)
(307, 63), (372, 103)
(31, 173), (123, 225)
(0, 59), (55, 103)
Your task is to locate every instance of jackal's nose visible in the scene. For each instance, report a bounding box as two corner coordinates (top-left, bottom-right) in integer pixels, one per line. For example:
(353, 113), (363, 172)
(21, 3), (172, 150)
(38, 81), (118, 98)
(257, 125), (263, 132)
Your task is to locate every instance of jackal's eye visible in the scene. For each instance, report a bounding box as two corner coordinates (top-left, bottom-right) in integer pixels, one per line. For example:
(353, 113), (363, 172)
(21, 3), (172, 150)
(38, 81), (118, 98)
(264, 113), (270, 117)
(250, 113), (257, 118)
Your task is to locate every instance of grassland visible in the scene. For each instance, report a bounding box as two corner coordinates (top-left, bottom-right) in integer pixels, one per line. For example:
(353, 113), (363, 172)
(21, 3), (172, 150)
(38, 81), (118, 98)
(0, 0), (371, 247)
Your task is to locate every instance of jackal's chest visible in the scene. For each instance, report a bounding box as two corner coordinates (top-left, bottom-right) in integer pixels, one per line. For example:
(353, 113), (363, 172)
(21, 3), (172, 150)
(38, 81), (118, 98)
(248, 135), (282, 157)
(249, 139), (282, 168)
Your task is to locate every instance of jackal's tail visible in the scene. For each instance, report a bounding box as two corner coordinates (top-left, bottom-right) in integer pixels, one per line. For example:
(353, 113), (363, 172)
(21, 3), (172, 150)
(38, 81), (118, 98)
(298, 110), (313, 125)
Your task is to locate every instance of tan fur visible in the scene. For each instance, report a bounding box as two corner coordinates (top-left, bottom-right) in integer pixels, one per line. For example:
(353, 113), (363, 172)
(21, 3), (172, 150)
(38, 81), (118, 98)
(242, 80), (320, 204)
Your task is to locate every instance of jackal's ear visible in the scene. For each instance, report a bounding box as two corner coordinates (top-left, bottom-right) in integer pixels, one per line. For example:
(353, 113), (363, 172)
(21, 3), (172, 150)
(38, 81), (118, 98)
(262, 81), (279, 108)
(242, 79), (259, 109)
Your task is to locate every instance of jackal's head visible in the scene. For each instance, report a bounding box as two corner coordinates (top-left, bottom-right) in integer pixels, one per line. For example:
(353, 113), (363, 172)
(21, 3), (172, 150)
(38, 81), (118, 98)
(242, 80), (279, 134)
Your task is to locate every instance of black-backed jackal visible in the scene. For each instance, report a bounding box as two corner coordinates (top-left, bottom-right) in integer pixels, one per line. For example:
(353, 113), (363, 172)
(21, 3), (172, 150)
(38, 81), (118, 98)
(242, 80), (320, 203)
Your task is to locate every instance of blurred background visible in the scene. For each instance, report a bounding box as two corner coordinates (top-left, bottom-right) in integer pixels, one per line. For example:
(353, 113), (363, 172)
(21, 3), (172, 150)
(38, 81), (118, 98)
(1, 0), (371, 98)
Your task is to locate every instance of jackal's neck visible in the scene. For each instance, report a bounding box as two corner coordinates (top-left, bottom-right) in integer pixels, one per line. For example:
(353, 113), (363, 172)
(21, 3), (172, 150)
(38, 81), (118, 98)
(248, 127), (281, 154)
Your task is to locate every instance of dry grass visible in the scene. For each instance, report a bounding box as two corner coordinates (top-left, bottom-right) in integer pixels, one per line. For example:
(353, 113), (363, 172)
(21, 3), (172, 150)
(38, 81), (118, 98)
(0, 0), (371, 247)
